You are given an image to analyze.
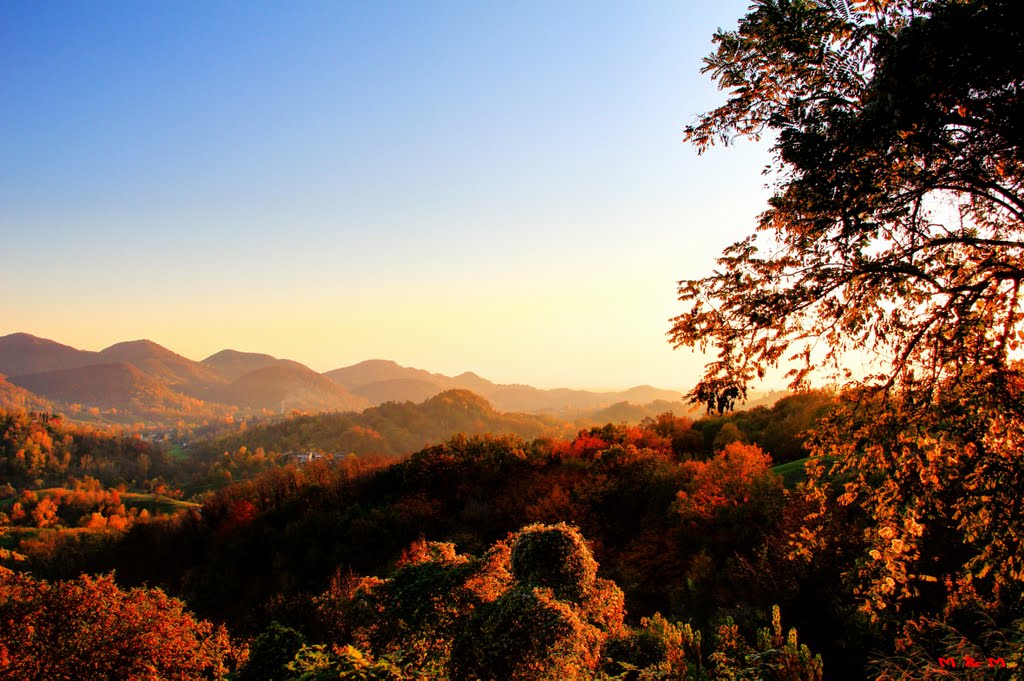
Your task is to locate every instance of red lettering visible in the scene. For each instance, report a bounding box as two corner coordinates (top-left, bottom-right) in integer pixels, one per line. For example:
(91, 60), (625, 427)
(938, 657), (957, 668)
(988, 657), (1006, 668)
(963, 656), (981, 668)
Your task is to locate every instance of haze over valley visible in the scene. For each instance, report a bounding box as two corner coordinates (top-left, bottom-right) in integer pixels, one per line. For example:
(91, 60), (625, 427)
(0, 332), (689, 425)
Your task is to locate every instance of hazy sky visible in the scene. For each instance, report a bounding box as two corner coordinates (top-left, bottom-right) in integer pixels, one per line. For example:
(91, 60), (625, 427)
(1, 1), (774, 391)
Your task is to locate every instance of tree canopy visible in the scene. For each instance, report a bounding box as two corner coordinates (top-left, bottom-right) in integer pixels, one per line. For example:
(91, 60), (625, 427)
(672, 0), (1024, 407)
(673, 0), (1024, 623)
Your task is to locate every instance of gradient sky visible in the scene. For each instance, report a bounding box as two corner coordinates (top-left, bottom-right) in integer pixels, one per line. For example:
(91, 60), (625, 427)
(1, 1), (775, 391)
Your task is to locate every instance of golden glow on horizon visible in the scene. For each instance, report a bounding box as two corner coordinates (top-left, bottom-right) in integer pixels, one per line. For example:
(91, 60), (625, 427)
(1, 268), (712, 392)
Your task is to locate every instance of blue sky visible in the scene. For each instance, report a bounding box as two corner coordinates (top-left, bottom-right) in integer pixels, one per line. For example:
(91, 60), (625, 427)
(1, 1), (774, 390)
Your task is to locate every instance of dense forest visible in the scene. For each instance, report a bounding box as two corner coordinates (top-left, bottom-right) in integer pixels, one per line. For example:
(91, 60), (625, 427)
(0, 384), (852, 678)
(4, 405), (838, 678)
(5, 377), (1016, 678)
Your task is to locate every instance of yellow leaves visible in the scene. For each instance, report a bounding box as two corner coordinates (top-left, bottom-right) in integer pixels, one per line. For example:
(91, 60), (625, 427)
(903, 514), (924, 538)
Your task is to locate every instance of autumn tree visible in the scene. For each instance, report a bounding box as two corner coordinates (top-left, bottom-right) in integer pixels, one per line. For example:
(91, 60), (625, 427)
(447, 523), (626, 681)
(672, 0), (1024, 621)
(317, 524), (624, 680)
(308, 525), (823, 680)
(674, 0), (1024, 400)
(0, 569), (236, 680)
(237, 621), (306, 681)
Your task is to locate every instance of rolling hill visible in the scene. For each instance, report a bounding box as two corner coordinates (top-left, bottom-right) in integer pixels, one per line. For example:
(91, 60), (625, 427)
(99, 340), (225, 400)
(323, 359), (448, 389)
(326, 359), (682, 414)
(202, 349), (311, 382)
(0, 375), (53, 412)
(349, 377), (448, 405)
(0, 332), (690, 423)
(0, 333), (99, 376)
(196, 388), (570, 457)
(8, 362), (209, 416)
(215, 364), (369, 413)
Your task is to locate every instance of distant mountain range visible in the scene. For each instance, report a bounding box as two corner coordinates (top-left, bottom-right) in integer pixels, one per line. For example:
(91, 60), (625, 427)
(327, 359), (682, 414)
(0, 332), (685, 423)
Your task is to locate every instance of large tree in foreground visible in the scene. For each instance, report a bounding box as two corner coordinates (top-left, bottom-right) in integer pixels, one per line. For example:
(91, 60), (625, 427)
(674, 0), (1024, 406)
(673, 0), (1024, 625)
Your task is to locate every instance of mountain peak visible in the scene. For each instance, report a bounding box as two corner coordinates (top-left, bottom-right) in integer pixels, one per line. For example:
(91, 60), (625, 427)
(202, 349), (311, 382)
(324, 359), (438, 390)
(1, 332), (46, 344)
(0, 333), (98, 377)
(352, 359), (403, 369)
(1, 332), (79, 349)
(101, 339), (176, 357)
(203, 349), (278, 363)
(425, 388), (495, 413)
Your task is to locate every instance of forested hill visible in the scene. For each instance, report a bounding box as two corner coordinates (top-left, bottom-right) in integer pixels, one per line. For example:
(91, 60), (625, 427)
(194, 389), (574, 458)
(0, 333), (684, 424)
(0, 375), (52, 413)
(327, 359), (683, 413)
(58, 425), (831, 676)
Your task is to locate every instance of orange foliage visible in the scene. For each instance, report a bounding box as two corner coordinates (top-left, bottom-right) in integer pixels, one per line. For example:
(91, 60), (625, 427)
(675, 442), (779, 522)
(0, 569), (237, 679)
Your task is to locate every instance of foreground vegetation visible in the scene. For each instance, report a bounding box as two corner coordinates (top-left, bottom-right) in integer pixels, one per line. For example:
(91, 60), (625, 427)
(3, 386), (1018, 678)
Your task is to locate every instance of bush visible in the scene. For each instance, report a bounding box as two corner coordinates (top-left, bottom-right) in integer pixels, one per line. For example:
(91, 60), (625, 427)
(510, 523), (598, 602)
(0, 568), (236, 680)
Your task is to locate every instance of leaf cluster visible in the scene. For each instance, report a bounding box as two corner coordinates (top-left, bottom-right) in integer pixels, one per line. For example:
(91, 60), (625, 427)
(674, 0), (1024, 404)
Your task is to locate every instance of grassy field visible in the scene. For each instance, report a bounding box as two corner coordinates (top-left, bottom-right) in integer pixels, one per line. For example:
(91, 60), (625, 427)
(120, 493), (199, 514)
(167, 445), (189, 461)
(1, 494), (198, 559)
(1, 490), (198, 515)
(771, 456), (837, 488)
(772, 457), (810, 488)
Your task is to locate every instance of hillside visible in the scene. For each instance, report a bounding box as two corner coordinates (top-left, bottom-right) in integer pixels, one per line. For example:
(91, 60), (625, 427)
(349, 377), (448, 404)
(585, 399), (697, 425)
(0, 333), (99, 377)
(215, 364), (369, 414)
(98, 340), (225, 399)
(483, 383), (682, 413)
(0, 375), (53, 412)
(324, 359), (449, 389)
(0, 333), (688, 424)
(8, 362), (211, 417)
(197, 388), (570, 457)
(326, 359), (683, 414)
(201, 349), (311, 381)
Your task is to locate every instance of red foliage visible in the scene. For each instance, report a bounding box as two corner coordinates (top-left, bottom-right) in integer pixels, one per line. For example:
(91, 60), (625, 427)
(0, 568), (236, 679)
(675, 442), (779, 522)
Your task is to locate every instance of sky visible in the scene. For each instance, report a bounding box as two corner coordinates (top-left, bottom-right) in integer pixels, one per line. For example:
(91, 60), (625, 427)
(0, 1), (775, 391)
